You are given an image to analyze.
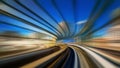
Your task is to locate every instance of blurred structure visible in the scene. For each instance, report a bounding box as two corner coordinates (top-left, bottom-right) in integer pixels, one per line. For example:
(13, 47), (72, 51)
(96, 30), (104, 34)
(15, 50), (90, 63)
(0, 0), (120, 67)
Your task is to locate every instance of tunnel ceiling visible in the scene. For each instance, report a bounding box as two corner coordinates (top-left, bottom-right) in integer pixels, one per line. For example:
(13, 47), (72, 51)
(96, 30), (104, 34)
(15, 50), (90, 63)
(0, 0), (120, 40)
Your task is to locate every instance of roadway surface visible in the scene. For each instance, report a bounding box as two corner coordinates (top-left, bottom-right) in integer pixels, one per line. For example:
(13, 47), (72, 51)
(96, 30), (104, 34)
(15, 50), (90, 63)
(0, 44), (120, 68)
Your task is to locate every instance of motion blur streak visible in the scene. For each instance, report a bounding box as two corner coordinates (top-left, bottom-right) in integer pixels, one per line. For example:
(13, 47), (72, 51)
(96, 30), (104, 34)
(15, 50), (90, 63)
(0, 0), (120, 68)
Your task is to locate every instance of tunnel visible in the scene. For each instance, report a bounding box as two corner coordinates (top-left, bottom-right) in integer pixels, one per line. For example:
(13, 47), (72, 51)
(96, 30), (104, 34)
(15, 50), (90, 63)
(0, 0), (120, 68)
